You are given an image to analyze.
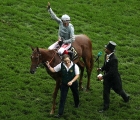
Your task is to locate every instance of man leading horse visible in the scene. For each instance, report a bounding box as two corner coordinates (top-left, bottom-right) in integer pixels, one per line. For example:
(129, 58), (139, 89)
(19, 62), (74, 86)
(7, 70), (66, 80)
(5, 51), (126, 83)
(47, 2), (75, 59)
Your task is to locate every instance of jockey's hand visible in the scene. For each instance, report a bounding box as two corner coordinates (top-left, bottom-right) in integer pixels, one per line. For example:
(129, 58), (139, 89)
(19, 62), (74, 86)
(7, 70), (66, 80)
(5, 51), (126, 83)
(47, 2), (50, 10)
(58, 41), (63, 46)
(61, 37), (65, 41)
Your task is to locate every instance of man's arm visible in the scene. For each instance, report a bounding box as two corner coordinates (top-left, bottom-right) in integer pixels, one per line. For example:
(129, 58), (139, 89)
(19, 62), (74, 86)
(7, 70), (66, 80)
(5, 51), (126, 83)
(67, 74), (79, 86)
(46, 61), (56, 72)
(47, 2), (61, 23)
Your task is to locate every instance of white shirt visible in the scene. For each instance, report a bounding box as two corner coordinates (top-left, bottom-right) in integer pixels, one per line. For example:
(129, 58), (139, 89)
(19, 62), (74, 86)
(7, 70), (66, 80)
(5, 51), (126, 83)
(54, 62), (80, 75)
(107, 52), (114, 58)
(106, 52), (114, 62)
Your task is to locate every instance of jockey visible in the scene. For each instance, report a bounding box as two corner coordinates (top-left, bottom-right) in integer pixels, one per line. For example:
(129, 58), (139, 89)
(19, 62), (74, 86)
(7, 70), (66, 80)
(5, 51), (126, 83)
(47, 2), (75, 57)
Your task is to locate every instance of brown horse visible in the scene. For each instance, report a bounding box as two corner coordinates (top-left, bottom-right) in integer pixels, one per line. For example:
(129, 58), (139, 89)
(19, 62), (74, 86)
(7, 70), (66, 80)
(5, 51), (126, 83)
(30, 34), (94, 114)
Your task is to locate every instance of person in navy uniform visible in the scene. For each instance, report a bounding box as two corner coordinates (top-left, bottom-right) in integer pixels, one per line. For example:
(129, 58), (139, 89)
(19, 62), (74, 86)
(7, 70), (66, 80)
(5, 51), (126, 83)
(46, 54), (80, 118)
(97, 41), (130, 113)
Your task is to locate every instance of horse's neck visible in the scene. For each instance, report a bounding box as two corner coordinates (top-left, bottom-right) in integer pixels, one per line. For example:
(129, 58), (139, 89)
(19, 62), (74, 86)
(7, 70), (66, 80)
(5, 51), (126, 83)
(41, 49), (60, 66)
(40, 49), (53, 61)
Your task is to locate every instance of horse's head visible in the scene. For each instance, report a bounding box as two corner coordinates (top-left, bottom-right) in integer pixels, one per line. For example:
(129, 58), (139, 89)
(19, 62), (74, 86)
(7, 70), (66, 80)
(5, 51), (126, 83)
(30, 47), (42, 74)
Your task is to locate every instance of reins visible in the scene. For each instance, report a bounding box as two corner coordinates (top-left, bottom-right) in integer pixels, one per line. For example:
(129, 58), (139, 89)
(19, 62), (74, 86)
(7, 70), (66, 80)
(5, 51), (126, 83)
(48, 50), (57, 64)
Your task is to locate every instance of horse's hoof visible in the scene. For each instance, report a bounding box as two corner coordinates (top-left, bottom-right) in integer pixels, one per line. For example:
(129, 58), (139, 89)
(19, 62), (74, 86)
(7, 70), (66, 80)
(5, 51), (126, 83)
(79, 87), (84, 91)
(50, 110), (54, 115)
(86, 88), (90, 92)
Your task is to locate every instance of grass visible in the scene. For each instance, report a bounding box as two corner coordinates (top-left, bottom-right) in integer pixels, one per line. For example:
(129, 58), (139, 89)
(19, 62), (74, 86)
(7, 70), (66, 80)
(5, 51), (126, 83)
(0, 0), (140, 120)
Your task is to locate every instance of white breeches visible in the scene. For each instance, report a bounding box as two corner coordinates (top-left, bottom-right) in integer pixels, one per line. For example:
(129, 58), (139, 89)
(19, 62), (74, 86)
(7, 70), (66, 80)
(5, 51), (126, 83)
(48, 41), (71, 55)
(48, 41), (59, 50)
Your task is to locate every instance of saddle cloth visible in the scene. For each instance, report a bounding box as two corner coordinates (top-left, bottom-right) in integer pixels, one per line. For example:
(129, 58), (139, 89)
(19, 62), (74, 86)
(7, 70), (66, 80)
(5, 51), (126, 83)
(68, 46), (78, 60)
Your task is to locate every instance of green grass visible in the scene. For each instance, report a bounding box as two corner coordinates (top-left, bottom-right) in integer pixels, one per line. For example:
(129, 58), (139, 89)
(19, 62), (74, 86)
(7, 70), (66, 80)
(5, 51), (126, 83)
(0, 0), (140, 120)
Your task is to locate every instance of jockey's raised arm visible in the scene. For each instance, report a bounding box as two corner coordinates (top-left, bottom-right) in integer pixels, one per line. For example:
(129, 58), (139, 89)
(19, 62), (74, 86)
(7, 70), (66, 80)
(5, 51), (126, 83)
(48, 7), (61, 24)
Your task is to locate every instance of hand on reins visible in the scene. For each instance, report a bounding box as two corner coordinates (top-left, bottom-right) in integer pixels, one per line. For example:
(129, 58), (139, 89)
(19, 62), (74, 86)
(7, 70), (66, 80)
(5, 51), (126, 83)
(46, 61), (50, 68)
(47, 2), (50, 10)
(58, 39), (63, 47)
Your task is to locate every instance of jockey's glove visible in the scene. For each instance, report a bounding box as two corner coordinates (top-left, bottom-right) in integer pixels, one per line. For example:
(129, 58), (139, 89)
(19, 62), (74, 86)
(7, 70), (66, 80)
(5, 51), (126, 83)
(47, 4), (50, 10)
(61, 37), (65, 41)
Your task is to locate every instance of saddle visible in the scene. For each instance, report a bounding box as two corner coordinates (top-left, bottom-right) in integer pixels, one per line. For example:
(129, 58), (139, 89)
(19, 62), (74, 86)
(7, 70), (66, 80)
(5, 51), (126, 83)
(57, 46), (78, 60)
(58, 41), (78, 60)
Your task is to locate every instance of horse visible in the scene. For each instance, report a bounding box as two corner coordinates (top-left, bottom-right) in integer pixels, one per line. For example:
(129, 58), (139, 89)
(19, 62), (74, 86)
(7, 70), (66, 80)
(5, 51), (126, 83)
(30, 34), (94, 114)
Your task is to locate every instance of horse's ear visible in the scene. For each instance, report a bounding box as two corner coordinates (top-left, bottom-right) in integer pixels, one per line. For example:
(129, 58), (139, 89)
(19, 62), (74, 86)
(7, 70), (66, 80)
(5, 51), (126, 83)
(31, 46), (34, 51)
(37, 47), (39, 52)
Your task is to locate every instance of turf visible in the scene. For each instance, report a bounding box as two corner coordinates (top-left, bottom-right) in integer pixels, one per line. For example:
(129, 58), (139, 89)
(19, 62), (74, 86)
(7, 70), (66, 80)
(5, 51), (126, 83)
(0, 0), (140, 120)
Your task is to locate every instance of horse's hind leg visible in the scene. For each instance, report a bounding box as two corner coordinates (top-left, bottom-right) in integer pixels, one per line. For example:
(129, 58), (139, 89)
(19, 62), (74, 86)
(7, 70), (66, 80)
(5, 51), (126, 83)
(77, 61), (85, 90)
(50, 80), (60, 114)
(83, 54), (93, 90)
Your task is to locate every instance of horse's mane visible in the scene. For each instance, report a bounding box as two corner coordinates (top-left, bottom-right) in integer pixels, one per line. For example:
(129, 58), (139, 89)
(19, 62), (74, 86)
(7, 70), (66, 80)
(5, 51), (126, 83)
(38, 48), (56, 55)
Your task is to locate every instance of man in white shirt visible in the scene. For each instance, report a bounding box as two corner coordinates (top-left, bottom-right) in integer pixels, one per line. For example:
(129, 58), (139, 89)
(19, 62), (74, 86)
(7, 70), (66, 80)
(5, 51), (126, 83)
(46, 54), (80, 118)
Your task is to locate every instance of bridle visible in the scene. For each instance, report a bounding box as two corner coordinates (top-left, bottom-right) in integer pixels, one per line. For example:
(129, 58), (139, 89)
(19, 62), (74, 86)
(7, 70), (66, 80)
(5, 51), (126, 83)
(31, 49), (57, 68)
(48, 52), (57, 64)
(31, 51), (41, 68)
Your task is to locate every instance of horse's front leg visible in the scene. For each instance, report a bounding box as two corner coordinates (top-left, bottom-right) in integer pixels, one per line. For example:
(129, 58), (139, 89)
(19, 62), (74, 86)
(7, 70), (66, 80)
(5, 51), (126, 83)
(77, 61), (85, 91)
(50, 80), (60, 114)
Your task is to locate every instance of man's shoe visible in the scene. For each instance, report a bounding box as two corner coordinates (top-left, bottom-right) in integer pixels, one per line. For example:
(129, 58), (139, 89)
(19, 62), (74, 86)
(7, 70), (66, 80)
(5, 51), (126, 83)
(98, 106), (109, 113)
(98, 108), (108, 113)
(74, 103), (80, 108)
(54, 114), (62, 118)
(74, 104), (79, 108)
(124, 95), (130, 102)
